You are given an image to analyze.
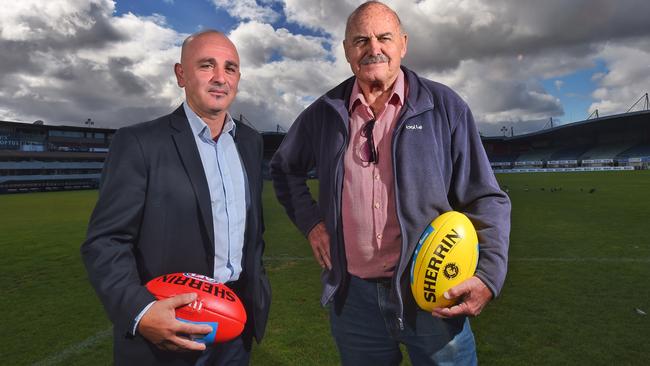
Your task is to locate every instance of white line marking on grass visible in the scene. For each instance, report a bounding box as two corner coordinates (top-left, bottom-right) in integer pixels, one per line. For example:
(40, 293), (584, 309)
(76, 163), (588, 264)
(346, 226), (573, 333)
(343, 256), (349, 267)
(32, 327), (112, 366)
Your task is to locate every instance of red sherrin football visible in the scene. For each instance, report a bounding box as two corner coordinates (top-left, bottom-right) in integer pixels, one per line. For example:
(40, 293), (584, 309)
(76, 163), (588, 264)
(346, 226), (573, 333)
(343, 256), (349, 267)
(145, 272), (246, 344)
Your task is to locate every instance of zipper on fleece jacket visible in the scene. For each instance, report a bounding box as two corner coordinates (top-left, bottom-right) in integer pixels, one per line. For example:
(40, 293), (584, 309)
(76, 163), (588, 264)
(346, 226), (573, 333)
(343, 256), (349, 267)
(391, 118), (408, 330)
(390, 106), (433, 330)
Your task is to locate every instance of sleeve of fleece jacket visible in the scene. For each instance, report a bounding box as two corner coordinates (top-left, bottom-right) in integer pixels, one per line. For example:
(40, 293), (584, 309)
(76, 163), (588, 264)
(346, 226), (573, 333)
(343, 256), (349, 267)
(269, 107), (323, 237)
(448, 101), (511, 298)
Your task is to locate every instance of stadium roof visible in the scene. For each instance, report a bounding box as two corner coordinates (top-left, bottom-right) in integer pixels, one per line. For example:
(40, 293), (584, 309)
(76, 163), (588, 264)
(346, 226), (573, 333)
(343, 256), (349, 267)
(482, 110), (650, 142)
(0, 120), (115, 133)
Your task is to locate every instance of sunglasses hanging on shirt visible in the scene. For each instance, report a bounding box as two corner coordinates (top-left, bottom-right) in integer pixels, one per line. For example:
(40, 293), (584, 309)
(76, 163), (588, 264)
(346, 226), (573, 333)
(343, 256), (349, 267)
(359, 119), (378, 164)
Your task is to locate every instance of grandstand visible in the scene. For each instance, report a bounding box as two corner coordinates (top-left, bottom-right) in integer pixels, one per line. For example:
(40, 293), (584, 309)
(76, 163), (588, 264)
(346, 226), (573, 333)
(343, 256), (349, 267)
(3, 108), (648, 193)
(0, 120), (113, 193)
(0, 119), (286, 194)
(483, 110), (650, 172)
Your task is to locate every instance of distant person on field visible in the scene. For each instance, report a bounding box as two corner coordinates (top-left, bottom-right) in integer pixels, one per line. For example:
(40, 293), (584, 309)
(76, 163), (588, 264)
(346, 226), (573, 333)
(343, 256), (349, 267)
(270, 1), (511, 365)
(81, 30), (270, 365)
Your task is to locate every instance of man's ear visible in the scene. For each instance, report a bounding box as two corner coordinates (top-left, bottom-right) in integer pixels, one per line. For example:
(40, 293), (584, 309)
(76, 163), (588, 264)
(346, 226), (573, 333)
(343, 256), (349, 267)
(174, 63), (185, 87)
(343, 40), (351, 63)
(401, 33), (408, 59)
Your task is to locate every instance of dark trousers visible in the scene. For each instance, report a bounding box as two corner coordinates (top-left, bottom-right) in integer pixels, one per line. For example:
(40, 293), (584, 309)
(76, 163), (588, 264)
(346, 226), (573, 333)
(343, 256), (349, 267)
(194, 336), (250, 366)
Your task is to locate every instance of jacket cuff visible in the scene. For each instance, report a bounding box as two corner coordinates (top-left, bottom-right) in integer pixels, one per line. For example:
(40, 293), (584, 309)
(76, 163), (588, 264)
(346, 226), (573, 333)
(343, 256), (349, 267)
(474, 270), (498, 298)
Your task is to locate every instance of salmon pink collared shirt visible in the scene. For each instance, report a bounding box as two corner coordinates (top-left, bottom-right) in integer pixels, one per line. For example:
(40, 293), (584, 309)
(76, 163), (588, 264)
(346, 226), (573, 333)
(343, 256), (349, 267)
(342, 70), (407, 279)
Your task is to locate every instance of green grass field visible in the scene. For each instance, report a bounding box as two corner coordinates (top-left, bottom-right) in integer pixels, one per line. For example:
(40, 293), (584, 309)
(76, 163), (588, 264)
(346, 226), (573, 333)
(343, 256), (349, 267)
(1, 171), (649, 365)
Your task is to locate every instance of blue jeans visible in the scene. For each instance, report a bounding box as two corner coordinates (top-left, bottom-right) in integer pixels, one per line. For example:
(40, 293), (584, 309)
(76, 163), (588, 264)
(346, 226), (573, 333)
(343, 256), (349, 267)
(330, 275), (477, 366)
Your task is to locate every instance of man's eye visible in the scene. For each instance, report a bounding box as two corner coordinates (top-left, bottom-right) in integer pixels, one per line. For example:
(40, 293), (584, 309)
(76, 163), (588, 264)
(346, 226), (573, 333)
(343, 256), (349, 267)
(201, 64), (213, 69)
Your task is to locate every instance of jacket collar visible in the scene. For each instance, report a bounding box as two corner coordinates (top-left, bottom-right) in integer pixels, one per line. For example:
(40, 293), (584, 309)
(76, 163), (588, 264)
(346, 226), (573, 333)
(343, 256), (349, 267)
(170, 104), (189, 132)
(322, 66), (435, 124)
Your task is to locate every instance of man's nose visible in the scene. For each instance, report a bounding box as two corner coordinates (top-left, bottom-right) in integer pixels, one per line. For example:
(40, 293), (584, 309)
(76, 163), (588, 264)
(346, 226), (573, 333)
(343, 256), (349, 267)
(368, 37), (382, 55)
(211, 67), (226, 84)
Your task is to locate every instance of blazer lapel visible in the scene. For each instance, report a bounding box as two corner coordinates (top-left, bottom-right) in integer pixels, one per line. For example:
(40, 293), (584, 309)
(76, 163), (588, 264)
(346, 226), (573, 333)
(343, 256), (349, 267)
(233, 124), (256, 212)
(169, 106), (215, 256)
(233, 123), (259, 263)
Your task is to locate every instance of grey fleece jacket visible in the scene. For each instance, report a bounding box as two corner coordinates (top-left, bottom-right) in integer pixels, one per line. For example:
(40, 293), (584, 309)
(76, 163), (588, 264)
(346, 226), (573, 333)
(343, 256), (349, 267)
(270, 66), (511, 328)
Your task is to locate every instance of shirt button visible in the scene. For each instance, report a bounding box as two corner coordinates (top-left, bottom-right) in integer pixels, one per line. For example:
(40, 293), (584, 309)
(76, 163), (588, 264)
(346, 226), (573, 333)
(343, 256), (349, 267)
(374, 202), (380, 209)
(374, 174), (380, 180)
(377, 233), (383, 240)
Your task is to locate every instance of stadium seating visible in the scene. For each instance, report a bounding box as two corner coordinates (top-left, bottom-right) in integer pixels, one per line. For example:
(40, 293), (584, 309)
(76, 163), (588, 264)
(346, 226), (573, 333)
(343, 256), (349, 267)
(580, 142), (635, 160)
(617, 143), (650, 159)
(516, 147), (559, 163)
(550, 146), (592, 160)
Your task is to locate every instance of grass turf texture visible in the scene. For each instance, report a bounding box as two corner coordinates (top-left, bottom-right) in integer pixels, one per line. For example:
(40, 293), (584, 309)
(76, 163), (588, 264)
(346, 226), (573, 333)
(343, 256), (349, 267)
(1, 171), (648, 365)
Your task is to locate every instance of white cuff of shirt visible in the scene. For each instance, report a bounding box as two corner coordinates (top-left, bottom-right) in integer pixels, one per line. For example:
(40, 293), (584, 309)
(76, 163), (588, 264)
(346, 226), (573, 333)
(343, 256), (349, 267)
(131, 301), (156, 335)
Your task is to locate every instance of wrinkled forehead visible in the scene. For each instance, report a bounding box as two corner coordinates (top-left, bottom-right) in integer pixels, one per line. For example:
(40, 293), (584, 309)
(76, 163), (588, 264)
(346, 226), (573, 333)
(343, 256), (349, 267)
(345, 4), (401, 39)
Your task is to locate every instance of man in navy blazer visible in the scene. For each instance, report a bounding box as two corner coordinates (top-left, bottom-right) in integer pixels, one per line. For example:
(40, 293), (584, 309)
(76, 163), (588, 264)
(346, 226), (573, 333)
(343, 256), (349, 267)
(81, 30), (270, 365)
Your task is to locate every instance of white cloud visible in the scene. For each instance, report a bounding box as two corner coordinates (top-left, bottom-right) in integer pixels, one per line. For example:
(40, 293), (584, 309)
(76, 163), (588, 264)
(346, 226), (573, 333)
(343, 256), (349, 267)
(229, 21), (329, 67)
(228, 21), (351, 129)
(0, 0), (184, 127)
(0, 0), (115, 40)
(590, 38), (650, 115)
(210, 0), (280, 23)
(425, 57), (563, 125)
(1, 0), (650, 135)
(283, 0), (354, 36)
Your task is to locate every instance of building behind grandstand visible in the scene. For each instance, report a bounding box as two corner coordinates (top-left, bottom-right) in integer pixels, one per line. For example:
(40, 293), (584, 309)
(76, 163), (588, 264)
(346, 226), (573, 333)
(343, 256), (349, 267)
(2, 109), (649, 193)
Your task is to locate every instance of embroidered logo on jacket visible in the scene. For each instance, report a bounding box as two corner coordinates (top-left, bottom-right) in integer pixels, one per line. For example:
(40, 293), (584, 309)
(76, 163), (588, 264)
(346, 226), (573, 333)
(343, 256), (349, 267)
(405, 124), (423, 130)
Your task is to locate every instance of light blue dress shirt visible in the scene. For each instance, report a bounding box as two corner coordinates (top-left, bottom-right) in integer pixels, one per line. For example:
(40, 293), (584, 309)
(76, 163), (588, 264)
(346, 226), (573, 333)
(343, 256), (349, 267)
(183, 102), (247, 283)
(133, 104), (248, 334)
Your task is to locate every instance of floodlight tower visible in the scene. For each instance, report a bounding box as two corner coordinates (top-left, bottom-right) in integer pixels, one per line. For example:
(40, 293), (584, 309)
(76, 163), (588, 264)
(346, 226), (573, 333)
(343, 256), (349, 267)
(626, 92), (649, 113)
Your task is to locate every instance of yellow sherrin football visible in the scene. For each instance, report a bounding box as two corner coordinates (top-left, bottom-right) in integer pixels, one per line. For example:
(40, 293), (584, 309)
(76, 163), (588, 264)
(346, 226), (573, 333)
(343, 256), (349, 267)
(410, 211), (479, 311)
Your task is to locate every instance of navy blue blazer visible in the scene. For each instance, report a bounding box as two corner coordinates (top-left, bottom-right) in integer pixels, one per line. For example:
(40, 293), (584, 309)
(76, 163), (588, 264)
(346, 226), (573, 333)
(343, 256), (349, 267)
(81, 106), (270, 365)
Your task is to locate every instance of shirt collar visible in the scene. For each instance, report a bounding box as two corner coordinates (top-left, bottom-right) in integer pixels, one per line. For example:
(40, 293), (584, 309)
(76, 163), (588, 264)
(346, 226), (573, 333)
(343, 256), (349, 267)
(348, 69), (406, 113)
(183, 101), (237, 140)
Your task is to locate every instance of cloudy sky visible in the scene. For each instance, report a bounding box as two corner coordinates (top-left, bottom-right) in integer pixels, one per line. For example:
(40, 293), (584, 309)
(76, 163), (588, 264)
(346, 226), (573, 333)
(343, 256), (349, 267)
(1, 0), (649, 136)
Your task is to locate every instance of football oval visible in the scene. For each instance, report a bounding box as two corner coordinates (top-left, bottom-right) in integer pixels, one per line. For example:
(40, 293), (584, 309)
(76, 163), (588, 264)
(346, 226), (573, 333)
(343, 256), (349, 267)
(410, 211), (479, 311)
(145, 272), (247, 344)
